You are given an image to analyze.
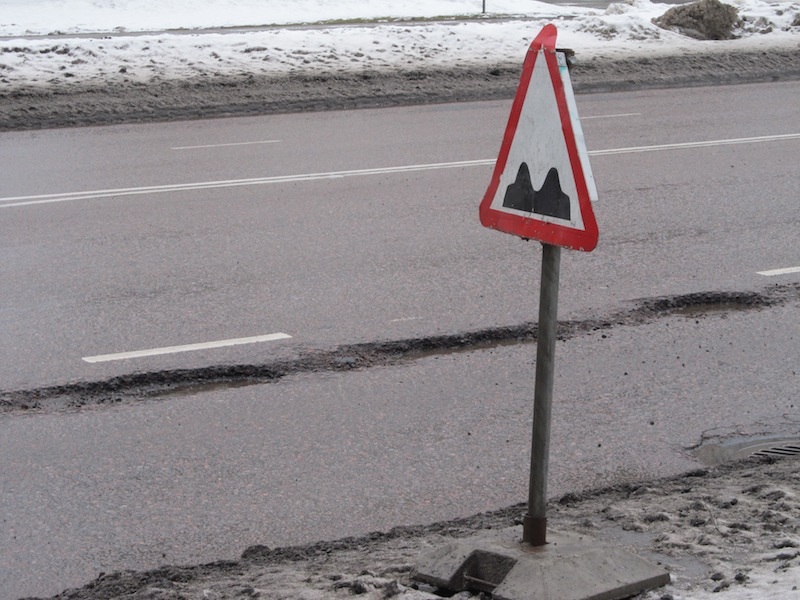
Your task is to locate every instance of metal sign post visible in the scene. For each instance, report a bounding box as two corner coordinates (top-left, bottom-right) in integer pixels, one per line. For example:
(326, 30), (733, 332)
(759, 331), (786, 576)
(523, 242), (560, 546)
(477, 25), (598, 547)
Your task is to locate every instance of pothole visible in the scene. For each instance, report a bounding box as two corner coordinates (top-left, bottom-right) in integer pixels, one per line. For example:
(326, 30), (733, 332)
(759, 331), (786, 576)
(3, 284), (797, 414)
(672, 302), (756, 317)
(640, 291), (773, 318)
(693, 435), (800, 466)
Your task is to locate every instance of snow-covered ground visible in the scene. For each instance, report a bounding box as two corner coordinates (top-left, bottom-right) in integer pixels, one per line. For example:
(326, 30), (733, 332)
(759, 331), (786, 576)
(1, 0), (799, 88)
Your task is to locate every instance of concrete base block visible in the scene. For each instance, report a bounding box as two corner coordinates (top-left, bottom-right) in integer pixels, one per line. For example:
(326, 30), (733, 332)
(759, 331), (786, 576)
(413, 526), (670, 600)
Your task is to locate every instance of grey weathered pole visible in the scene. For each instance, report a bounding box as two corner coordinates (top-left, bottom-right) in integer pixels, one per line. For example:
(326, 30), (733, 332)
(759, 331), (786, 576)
(522, 242), (561, 546)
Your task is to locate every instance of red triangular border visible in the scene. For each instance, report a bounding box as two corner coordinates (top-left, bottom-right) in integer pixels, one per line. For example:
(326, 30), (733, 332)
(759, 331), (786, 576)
(479, 24), (598, 252)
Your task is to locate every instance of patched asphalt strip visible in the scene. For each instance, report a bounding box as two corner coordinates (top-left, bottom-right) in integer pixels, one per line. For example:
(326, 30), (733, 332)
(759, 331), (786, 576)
(2, 284), (797, 415)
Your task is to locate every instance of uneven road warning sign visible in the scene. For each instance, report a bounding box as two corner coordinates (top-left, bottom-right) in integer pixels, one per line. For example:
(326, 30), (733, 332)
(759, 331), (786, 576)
(479, 24), (598, 252)
(415, 26), (667, 600)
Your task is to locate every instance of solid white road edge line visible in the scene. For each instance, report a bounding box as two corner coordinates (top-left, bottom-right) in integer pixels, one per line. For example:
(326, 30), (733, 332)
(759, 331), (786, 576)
(0, 160), (491, 208)
(82, 333), (292, 363)
(582, 112), (641, 120)
(757, 266), (800, 276)
(172, 140), (282, 150)
(3, 133), (798, 209)
(589, 133), (800, 156)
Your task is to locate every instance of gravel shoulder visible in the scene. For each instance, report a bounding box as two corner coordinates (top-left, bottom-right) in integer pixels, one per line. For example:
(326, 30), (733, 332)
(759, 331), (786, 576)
(3, 48), (800, 132)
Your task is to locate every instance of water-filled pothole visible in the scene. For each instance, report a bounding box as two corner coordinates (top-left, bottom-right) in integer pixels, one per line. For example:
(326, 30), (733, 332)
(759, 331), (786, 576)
(673, 302), (757, 317)
(641, 291), (772, 318)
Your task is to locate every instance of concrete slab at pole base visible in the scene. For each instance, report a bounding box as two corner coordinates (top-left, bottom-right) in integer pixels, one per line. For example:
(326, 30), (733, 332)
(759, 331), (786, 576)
(413, 526), (670, 600)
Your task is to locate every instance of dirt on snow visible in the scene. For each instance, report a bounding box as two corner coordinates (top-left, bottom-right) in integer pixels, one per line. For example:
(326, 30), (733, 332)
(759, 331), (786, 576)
(28, 456), (800, 600)
(2, 48), (800, 132)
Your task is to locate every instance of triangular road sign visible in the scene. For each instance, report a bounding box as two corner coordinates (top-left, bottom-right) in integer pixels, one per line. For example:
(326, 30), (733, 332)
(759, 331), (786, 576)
(479, 24), (599, 252)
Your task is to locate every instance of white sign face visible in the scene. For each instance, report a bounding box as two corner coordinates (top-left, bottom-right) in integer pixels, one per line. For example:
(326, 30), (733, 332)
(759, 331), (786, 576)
(490, 47), (586, 231)
(479, 25), (599, 252)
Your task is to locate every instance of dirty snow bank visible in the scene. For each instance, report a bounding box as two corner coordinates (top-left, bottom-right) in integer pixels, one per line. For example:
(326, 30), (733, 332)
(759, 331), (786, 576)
(1, 0), (799, 130)
(44, 457), (800, 600)
(1, 0), (799, 87)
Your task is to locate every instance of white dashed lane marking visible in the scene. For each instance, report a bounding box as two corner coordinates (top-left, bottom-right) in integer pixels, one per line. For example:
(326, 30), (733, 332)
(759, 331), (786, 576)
(82, 333), (292, 363)
(757, 266), (800, 277)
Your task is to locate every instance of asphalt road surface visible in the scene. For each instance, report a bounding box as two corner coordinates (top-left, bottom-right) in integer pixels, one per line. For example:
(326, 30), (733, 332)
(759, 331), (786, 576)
(1, 81), (799, 598)
(2, 81), (798, 393)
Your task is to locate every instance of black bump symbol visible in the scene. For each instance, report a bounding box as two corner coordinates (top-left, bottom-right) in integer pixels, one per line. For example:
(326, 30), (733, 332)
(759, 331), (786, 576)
(502, 163), (571, 221)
